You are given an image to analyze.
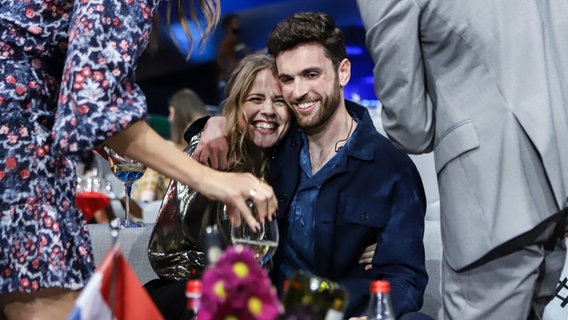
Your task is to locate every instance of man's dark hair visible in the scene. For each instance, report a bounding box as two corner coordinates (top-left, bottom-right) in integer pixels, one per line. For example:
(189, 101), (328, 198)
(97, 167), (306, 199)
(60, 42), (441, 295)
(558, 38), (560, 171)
(267, 12), (346, 70)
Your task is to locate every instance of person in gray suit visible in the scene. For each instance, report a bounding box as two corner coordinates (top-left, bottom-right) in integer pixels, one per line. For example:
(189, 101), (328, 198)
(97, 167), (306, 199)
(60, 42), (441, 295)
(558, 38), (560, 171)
(356, 1), (568, 319)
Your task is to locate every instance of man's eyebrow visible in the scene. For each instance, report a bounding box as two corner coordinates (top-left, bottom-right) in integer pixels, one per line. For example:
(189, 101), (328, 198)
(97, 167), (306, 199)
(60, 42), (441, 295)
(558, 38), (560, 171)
(278, 67), (322, 79)
(301, 67), (322, 74)
(277, 72), (292, 79)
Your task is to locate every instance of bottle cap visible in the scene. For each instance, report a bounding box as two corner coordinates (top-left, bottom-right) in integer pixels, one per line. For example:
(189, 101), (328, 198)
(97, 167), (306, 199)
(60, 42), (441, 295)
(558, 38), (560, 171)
(186, 279), (202, 293)
(370, 280), (390, 293)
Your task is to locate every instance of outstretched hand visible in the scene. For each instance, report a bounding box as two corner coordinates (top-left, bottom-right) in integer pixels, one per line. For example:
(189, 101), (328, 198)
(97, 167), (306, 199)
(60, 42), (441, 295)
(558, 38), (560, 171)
(103, 120), (276, 230)
(201, 169), (277, 231)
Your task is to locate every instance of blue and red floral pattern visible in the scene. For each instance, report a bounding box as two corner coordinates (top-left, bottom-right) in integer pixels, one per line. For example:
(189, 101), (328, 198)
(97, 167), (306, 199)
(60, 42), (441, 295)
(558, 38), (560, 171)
(0, 0), (158, 293)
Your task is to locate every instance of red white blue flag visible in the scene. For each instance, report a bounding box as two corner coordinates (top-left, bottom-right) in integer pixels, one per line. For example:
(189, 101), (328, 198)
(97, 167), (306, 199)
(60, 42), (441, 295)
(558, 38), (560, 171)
(68, 244), (164, 320)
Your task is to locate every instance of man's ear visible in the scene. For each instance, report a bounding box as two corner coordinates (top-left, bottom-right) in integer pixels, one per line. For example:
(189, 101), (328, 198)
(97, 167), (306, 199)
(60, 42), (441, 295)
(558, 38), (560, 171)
(338, 58), (351, 87)
(168, 106), (175, 122)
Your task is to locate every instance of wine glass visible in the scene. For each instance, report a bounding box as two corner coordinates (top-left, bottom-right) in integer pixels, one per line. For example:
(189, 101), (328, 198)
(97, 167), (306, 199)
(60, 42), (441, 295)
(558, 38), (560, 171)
(76, 175), (112, 223)
(230, 199), (279, 266)
(107, 148), (146, 228)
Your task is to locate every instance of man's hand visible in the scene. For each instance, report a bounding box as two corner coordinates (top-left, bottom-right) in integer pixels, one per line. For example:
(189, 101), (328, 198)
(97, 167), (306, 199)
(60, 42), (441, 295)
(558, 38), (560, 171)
(193, 116), (233, 170)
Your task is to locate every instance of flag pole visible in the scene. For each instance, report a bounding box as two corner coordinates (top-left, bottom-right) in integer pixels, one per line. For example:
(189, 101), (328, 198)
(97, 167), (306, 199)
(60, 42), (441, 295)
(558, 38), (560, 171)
(108, 218), (121, 320)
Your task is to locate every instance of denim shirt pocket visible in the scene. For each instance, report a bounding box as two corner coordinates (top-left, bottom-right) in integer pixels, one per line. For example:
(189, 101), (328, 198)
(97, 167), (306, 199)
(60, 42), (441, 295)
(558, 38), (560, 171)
(339, 193), (390, 229)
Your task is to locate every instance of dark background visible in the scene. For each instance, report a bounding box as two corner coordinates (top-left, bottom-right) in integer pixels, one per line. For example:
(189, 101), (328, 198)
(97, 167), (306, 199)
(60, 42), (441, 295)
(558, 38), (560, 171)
(136, 0), (378, 119)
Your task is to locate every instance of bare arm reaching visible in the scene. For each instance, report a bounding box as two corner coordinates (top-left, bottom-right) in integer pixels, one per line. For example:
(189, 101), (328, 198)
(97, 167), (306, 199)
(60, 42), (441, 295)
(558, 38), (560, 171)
(104, 120), (276, 229)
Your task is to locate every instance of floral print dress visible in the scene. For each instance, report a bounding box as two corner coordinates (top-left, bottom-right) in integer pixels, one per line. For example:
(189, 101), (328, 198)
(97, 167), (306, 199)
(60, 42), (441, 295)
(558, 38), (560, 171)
(0, 0), (158, 293)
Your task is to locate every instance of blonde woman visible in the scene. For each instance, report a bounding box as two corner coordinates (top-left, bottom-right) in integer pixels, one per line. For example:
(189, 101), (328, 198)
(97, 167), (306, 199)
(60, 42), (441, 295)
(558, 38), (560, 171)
(146, 53), (290, 319)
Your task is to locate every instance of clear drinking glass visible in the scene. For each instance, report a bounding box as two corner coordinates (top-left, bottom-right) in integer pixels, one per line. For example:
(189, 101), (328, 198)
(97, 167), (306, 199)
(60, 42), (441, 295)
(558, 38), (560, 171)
(107, 148), (146, 228)
(230, 200), (279, 266)
(76, 175), (112, 223)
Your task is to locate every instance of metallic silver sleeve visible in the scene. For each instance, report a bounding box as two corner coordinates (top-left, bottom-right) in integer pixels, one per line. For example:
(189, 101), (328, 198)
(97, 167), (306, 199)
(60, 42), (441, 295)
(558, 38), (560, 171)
(147, 133), (231, 280)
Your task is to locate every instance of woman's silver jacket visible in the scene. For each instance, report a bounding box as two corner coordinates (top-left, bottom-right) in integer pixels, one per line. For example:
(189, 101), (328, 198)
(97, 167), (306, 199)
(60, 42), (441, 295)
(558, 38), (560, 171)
(147, 133), (231, 280)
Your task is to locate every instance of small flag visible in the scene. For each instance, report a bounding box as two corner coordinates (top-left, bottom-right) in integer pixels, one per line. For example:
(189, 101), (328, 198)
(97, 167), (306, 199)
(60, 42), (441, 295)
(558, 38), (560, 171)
(69, 243), (164, 320)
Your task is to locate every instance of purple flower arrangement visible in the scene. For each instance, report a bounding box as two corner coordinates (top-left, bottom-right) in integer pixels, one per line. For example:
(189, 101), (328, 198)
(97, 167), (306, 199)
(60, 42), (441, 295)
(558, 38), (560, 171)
(197, 245), (282, 320)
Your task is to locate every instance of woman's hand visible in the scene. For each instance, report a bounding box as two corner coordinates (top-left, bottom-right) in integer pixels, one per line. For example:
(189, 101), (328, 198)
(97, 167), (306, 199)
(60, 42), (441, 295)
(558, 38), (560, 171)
(202, 169), (277, 231)
(359, 243), (377, 271)
(104, 120), (277, 231)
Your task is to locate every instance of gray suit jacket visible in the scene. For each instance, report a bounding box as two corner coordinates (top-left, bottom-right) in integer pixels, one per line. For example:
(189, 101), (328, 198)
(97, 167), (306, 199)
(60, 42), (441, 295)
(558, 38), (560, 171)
(357, 0), (568, 270)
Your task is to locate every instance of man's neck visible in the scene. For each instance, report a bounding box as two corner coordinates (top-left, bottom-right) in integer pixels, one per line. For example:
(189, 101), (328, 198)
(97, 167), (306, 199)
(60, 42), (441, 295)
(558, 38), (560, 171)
(306, 106), (356, 174)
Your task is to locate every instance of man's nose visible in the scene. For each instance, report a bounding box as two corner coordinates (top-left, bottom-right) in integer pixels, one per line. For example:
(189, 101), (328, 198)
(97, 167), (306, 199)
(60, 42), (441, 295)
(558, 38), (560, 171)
(291, 80), (308, 101)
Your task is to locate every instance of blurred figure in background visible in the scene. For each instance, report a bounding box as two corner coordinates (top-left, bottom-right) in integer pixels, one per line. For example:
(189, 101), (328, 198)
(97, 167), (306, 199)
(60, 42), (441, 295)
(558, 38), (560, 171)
(216, 13), (251, 105)
(132, 88), (210, 203)
(168, 88), (211, 148)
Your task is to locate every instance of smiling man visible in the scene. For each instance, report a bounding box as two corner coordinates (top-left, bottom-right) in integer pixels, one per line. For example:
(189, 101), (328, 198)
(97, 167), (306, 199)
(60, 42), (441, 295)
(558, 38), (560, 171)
(191, 12), (431, 319)
(265, 12), (430, 319)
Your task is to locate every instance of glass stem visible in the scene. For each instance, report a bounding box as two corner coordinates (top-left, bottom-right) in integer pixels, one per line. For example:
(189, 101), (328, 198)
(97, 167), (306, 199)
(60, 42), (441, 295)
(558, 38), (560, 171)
(125, 183), (132, 221)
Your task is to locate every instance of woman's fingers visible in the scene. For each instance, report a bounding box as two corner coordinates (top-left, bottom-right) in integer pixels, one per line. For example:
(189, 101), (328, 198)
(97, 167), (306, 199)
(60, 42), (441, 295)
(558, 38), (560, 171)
(231, 202), (261, 232)
(253, 179), (277, 223)
(211, 172), (277, 231)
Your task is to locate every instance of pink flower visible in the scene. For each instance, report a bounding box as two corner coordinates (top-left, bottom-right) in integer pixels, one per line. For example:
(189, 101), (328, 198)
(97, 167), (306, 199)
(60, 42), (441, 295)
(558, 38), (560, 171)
(15, 84), (27, 95)
(5, 157), (17, 170)
(198, 246), (282, 320)
(19, 169), (30, 179)
(5, 75), (16, 84)
(25, 8), (35, 19)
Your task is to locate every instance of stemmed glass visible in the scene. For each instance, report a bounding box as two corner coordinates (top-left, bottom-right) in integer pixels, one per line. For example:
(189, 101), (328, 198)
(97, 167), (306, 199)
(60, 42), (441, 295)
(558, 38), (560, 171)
(107, 148), (147, 228)
(230, 199), (279, 267)
(76, 175), (112, 223)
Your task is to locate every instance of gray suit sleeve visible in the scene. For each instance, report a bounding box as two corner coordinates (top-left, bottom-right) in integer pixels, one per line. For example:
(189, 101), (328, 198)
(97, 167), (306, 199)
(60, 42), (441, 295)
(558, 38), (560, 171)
(357, 0), (435, 154)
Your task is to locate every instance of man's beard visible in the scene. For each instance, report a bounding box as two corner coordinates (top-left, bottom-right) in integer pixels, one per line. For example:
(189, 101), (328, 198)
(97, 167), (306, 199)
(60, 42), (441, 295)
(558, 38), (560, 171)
(293, 80), (342, 131)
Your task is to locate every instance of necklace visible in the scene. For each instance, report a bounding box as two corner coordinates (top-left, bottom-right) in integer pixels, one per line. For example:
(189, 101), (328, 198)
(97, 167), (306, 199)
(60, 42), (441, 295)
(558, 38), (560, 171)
(334, 116), (355, 152)
(310, 114), (355, 174)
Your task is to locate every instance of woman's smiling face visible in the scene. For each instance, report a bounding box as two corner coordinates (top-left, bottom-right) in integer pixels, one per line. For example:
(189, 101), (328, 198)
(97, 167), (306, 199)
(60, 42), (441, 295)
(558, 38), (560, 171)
(238, 68), (290, 149)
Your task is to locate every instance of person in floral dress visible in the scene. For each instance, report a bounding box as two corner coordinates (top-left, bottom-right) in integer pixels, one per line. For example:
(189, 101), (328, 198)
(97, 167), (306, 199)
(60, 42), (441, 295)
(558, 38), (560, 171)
(0, 1), (278, 319)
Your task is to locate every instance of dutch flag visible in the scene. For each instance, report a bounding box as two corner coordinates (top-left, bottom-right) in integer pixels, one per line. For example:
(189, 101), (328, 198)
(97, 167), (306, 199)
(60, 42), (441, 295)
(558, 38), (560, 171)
(68, 243), (164, 320)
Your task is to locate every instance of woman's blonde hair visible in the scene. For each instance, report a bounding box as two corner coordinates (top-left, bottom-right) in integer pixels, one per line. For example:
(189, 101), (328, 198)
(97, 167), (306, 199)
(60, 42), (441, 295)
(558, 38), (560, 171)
(165, 0), (221, 60)
(169, 88), (209, 146)
(222, 53), (279, 177)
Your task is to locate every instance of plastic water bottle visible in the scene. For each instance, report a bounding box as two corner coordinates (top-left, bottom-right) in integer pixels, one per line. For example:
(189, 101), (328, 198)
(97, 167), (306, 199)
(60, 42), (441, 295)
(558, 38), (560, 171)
(184, 279), (202, 320)
(366, 280), (395, 320)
